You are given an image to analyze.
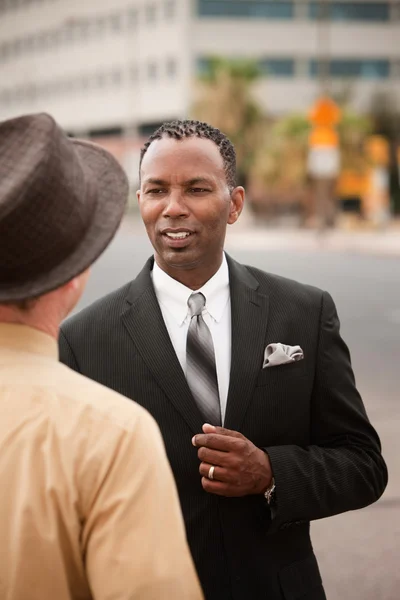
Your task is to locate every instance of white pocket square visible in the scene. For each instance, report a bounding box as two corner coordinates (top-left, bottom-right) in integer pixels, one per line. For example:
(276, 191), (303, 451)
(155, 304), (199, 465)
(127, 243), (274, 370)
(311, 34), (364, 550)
(262, 343), (304, 368)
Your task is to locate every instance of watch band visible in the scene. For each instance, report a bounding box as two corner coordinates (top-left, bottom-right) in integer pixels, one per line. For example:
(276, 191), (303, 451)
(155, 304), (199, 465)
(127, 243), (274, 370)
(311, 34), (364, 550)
(264, 477), (276, 505)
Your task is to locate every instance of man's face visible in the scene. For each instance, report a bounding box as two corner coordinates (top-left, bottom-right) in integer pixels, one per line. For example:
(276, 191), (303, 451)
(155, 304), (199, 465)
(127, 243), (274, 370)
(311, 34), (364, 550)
(137, 137), (244, 284)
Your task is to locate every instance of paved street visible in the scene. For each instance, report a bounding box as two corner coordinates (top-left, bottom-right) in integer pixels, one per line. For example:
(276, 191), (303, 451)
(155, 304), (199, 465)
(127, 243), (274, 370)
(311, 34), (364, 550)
(74, 217), (400, 600)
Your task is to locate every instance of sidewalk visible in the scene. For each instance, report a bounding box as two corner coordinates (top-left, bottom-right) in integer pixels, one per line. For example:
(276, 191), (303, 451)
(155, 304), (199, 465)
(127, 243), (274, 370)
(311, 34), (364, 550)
(225, 218), (400, 257)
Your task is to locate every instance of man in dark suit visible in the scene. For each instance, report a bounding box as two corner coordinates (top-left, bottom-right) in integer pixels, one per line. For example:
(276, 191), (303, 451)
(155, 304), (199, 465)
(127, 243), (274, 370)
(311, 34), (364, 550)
(59, 120), (387, 600)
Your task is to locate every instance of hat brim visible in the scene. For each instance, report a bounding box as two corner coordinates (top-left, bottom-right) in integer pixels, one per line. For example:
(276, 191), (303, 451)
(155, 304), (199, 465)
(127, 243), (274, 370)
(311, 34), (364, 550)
(0, 139), (129, 302)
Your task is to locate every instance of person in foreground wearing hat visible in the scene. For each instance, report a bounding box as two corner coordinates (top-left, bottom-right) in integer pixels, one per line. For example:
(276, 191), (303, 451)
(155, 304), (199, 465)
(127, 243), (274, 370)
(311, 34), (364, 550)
(60, 120), (387, 600)
(0, 113), (203, 600)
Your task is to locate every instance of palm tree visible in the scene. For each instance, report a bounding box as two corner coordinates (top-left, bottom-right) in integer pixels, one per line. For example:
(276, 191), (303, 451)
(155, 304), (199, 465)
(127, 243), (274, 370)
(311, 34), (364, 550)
(338, 111), (372, 174)
(192, 57), (267, 188)
(369, 91), (400, 213)
(248, 113), (311, 220)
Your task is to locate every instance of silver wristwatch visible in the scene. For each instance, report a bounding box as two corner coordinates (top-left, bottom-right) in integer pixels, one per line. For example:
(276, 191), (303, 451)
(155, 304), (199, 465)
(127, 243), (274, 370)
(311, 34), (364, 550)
(264, 477), (276, 505)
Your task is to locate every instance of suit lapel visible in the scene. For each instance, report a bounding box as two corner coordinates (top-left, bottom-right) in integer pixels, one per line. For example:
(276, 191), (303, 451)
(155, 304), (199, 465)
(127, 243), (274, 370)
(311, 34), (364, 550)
(121, 258), (205, 434)
(224, 255), (269, 431)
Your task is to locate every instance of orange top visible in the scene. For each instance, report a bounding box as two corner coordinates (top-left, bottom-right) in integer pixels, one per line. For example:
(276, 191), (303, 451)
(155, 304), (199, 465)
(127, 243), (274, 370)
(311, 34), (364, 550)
(309, 126), (339, 148)
(365, 136), (390, 165)
(309, 97), (341, 127)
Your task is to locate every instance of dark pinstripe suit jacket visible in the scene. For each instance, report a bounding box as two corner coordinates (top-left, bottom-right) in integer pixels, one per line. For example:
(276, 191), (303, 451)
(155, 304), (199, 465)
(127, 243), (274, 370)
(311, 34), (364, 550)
(59, 254), (387, 600)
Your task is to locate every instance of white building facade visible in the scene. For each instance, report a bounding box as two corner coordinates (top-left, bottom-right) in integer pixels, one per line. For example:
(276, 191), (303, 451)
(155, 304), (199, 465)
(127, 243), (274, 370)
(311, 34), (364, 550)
(0, 0), (399, 136)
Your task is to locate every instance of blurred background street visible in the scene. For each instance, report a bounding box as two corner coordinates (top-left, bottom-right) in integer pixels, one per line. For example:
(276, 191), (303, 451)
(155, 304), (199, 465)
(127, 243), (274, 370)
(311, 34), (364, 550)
(1, 1), (399, 597)
(1, 0), (400, 227)
(74, 216), (400, 600)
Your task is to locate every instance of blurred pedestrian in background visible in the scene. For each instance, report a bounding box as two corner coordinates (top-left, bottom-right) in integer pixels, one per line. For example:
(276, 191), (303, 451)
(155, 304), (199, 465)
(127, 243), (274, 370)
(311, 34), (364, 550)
(60, 120), (387, 600)
(0, 113), (203, 600)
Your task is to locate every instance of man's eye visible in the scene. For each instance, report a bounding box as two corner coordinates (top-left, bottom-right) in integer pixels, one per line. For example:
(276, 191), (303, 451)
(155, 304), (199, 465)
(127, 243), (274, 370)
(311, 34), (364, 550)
(147, 189), (165, 194)
(189, 188), (210, 193)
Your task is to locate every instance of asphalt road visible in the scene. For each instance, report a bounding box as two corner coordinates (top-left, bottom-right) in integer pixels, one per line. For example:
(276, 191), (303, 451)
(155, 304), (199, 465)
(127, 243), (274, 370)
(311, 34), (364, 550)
(74, 221), (400, 600)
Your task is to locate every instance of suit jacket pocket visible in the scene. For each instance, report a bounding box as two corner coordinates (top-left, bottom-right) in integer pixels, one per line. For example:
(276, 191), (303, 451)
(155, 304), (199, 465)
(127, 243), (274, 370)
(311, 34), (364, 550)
(255, 359), (306, 387)
(279, 554), (326, 600)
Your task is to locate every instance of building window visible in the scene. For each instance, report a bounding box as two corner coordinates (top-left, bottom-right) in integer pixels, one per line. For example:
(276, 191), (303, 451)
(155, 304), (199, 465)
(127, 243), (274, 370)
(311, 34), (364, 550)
(61, 21), (77, 43)
(259, 58), (295, 77)
(309, 2), (390, 21)
(198, 1), (294, 19)
(127, 7), (138, 28)
(139, 121), (166, 137)
(47, 30), (60, 48)
(130, 65), (139, 82)
(1, 43), (10, 61)
(91, 15), (107, 36)
(309, 59), (390, 79)
(13, 39), (23, 56)
(94, 72), (106, 88)
(393, 3), (400, 20)
(197, 57), (211, 76)
(13, 85), (24, 104)
(146, 3), (157, 23)
(165, 0), (176, 19)
(50, 81), (60, 97)
(23, 35), (35, 52)
(0, 90), (11, 105)
(78, 19), (90, 39)
(198, 56), (294, 77)
(148, 62), (158, 80)
(166, 58), (177, 78)
(79, 75), (90, 90)
(36, 31), (49, 50)
(25, 83), (37, 101)
(40, 82), (53, 97)
(110, 68), (123, 85)
(109, 13), (122, 31)
(0, 0), (10, 13)
(57, 80), (69, 95)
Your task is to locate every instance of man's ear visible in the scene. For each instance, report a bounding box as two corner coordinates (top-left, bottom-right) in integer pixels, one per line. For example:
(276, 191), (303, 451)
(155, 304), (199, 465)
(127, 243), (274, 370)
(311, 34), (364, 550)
(63, 277), (80, 293)
(136, 189), (141, 205)
(228, 187), (245, 225)
(63, 269), (90, 294)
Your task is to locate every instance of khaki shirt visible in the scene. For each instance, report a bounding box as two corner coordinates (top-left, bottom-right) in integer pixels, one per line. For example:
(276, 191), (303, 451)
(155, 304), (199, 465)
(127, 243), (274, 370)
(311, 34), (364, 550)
(0, 324), (203, 600)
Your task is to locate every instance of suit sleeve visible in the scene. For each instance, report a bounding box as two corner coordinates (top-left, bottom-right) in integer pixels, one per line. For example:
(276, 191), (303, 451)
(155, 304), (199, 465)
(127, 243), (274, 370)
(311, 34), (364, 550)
(264, 291), (388, 530)
(59, 327), (81, 373)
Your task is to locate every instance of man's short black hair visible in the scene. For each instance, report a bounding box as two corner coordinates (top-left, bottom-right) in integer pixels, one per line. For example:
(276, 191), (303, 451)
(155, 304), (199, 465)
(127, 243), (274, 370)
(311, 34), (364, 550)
(139, 120), (237, 190)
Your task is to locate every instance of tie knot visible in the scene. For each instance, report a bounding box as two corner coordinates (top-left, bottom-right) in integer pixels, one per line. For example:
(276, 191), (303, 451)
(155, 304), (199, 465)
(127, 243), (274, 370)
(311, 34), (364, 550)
(188, 292), (205, 317)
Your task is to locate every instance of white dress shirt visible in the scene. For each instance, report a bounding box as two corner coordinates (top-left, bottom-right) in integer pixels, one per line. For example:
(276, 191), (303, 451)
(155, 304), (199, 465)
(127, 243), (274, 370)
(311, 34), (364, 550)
(152, 254), (231, 424)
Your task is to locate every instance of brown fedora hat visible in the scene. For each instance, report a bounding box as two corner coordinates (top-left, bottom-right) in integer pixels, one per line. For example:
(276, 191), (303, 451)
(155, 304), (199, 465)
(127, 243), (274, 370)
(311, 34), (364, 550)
(0, 113), (128, 302)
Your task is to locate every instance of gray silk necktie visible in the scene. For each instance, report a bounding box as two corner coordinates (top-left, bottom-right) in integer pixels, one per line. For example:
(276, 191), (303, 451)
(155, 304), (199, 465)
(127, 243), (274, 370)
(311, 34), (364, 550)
(186, 293), (221, 426)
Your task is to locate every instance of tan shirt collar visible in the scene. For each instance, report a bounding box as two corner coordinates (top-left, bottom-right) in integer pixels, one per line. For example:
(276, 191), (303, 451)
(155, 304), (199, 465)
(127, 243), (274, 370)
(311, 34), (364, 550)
(0, 323), (58, 360)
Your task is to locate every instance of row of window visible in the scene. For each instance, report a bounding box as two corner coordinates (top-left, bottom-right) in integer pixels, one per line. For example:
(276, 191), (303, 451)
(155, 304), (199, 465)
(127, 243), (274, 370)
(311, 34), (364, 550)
(198, 1), (397, 21)
(309, 58), (391, 78)
(198, 57), (397, 79)
(0, 2), (176, 62)
(0, 0), (175, 17)
(1, 55), (397, 107)
(308, 1), (391, 20)
(0, 4), (398, 66)
(0, 59), (178, 106)
(0, 0), (50, 10)
(1, 0), (399, 20)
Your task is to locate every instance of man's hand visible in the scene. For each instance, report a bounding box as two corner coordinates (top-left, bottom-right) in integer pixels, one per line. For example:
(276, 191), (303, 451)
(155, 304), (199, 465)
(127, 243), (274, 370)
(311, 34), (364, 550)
(192, 424), (273, 497)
